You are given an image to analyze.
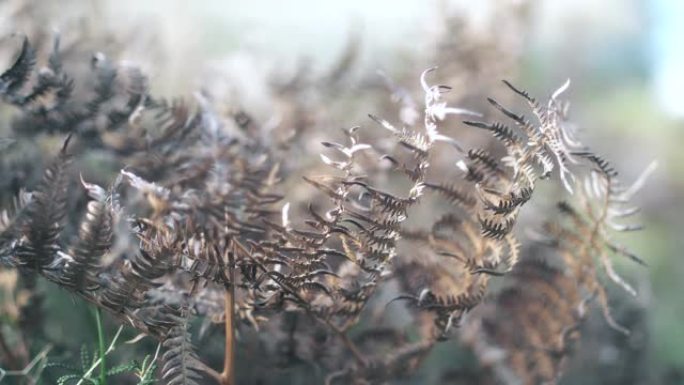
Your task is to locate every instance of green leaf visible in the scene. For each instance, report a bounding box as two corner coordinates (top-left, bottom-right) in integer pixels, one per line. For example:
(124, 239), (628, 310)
(57, 374), (83, 385)
(45, 362), (80, 373)
(80, 346), (91, 372)
(106, 362), (137, 377)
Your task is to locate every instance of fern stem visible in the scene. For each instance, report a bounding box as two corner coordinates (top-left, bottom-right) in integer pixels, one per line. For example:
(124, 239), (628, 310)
(93, 307), (107, 385)
(199, 362), (223, 384)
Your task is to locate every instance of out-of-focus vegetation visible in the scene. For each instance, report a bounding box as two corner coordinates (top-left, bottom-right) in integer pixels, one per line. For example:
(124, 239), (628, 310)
(0, 0), (682, 384)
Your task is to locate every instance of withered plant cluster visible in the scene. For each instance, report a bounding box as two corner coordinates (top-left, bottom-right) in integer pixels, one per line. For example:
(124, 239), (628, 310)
(0, 32), (652, 385)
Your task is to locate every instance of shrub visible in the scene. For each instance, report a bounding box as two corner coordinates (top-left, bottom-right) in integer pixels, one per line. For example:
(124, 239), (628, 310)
(0, 34), (652, 385)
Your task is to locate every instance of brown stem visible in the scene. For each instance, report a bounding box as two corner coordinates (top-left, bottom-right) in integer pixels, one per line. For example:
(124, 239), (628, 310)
(199, 359), (223, 384)
(220, 251), (236, 385)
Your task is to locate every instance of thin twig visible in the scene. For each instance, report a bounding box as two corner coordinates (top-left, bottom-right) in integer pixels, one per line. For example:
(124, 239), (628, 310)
(0, 344), (52, 383)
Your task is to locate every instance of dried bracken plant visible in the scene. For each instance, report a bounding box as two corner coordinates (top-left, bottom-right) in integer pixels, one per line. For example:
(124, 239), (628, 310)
(460, 136), (655, 384)
(0, 35), (652, 385)
(462, 257), (585, 385)
(387, 76), (584, 344)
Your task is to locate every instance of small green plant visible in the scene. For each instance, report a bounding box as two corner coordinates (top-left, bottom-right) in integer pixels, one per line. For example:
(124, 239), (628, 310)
(47, 325), (124, 385)
(47, 318), (160, 385)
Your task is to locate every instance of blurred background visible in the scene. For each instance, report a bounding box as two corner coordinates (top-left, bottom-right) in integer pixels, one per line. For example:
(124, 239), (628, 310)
(0, 0), (681, 383)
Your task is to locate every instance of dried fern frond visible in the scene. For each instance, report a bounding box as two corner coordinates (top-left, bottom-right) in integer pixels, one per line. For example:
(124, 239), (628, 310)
(59, 192), (113, 291)
(463, 258), (584, 385)
(541, 159), (656, 334)
(0, 35), (655, 385)
(0, 36), (36, 100)
(160, 305), (206, 385)
(14, 137), (72, 271)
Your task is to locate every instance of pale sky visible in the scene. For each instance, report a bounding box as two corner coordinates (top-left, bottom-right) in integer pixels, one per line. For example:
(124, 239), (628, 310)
(104, 0), (681, 117)
(653, 0), (684, 117)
